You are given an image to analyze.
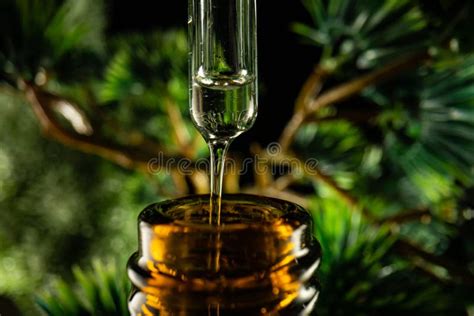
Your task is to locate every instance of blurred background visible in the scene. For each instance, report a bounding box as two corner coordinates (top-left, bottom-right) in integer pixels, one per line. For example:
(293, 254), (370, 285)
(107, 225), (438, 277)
(0, 0), (473, 314)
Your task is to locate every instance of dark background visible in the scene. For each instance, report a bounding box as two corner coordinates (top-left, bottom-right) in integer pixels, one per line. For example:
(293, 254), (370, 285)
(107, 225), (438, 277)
(108, 0), (317, 149)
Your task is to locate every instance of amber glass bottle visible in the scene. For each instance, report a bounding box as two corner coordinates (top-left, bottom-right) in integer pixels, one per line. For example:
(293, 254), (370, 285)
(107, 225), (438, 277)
(127, 194), (321, 315)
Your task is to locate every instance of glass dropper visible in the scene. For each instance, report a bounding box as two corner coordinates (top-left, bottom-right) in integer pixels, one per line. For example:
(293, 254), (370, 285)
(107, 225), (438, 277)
(189, 0), (258, 225)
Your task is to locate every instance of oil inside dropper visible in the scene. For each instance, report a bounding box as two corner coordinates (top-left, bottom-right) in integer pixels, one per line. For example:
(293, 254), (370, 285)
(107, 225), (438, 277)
(191, 74), (257, 225)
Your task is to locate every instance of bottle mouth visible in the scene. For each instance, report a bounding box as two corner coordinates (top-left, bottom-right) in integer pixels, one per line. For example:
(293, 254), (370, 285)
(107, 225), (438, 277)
(139, 193), (312, 232)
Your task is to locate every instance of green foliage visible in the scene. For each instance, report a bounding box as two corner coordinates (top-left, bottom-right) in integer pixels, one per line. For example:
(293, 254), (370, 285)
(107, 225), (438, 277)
(98, 30), (199, 150)
(293, 0), (429, 71)
(294, 0), (474, 211)
(100, 30), (188, 105)
(310, 195), (468, 315)
(297, 121), (367, 169)
(0, 0), (105, 83)
(0, 93), (140, 314)
(295, 120), (369, 189)
(38, 260), (130, 316)
(371, 55), (474, 204)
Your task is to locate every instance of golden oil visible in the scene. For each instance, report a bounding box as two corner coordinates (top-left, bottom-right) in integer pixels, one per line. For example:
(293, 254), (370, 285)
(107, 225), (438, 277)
(127, 194), (321, 315)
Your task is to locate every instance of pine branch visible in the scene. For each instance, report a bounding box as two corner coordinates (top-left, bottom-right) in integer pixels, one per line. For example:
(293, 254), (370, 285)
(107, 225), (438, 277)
(279, 51), (430, 151)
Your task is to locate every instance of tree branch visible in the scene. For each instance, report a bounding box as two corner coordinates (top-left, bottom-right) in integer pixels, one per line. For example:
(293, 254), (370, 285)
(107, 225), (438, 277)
(24, 84), (183, 173)
(164, 97), (194, 158)
(306, 52), (429, 113)
(279, 51), (430, 151)
(376, 208), (432, 225)
(280, 65), (329, 151)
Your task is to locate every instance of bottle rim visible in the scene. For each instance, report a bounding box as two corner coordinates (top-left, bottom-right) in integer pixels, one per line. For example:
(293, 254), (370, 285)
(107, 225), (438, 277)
(139, 193), (312, 233)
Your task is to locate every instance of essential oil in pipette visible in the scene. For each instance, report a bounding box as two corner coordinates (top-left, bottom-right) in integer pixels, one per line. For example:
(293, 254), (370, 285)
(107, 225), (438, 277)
(191, 75), (257, 141)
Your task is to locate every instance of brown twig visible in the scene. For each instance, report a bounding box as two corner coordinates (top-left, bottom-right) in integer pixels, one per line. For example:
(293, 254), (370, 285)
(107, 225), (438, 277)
(250, 143), (274, 190)
(223, 153), (242, 194)
(25, 85), (152, 170)
(294, 65), (329, 112)
(189, 170), (209, 194)
(376, 208), (432, 225)
(164, 97), (194, 158)
(23, 83), (196, 195)
(306, 52), (429, 113)
(272, 174), (297, 192)
(280, 65), (329, 151)
(164, 97), (212, 194)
